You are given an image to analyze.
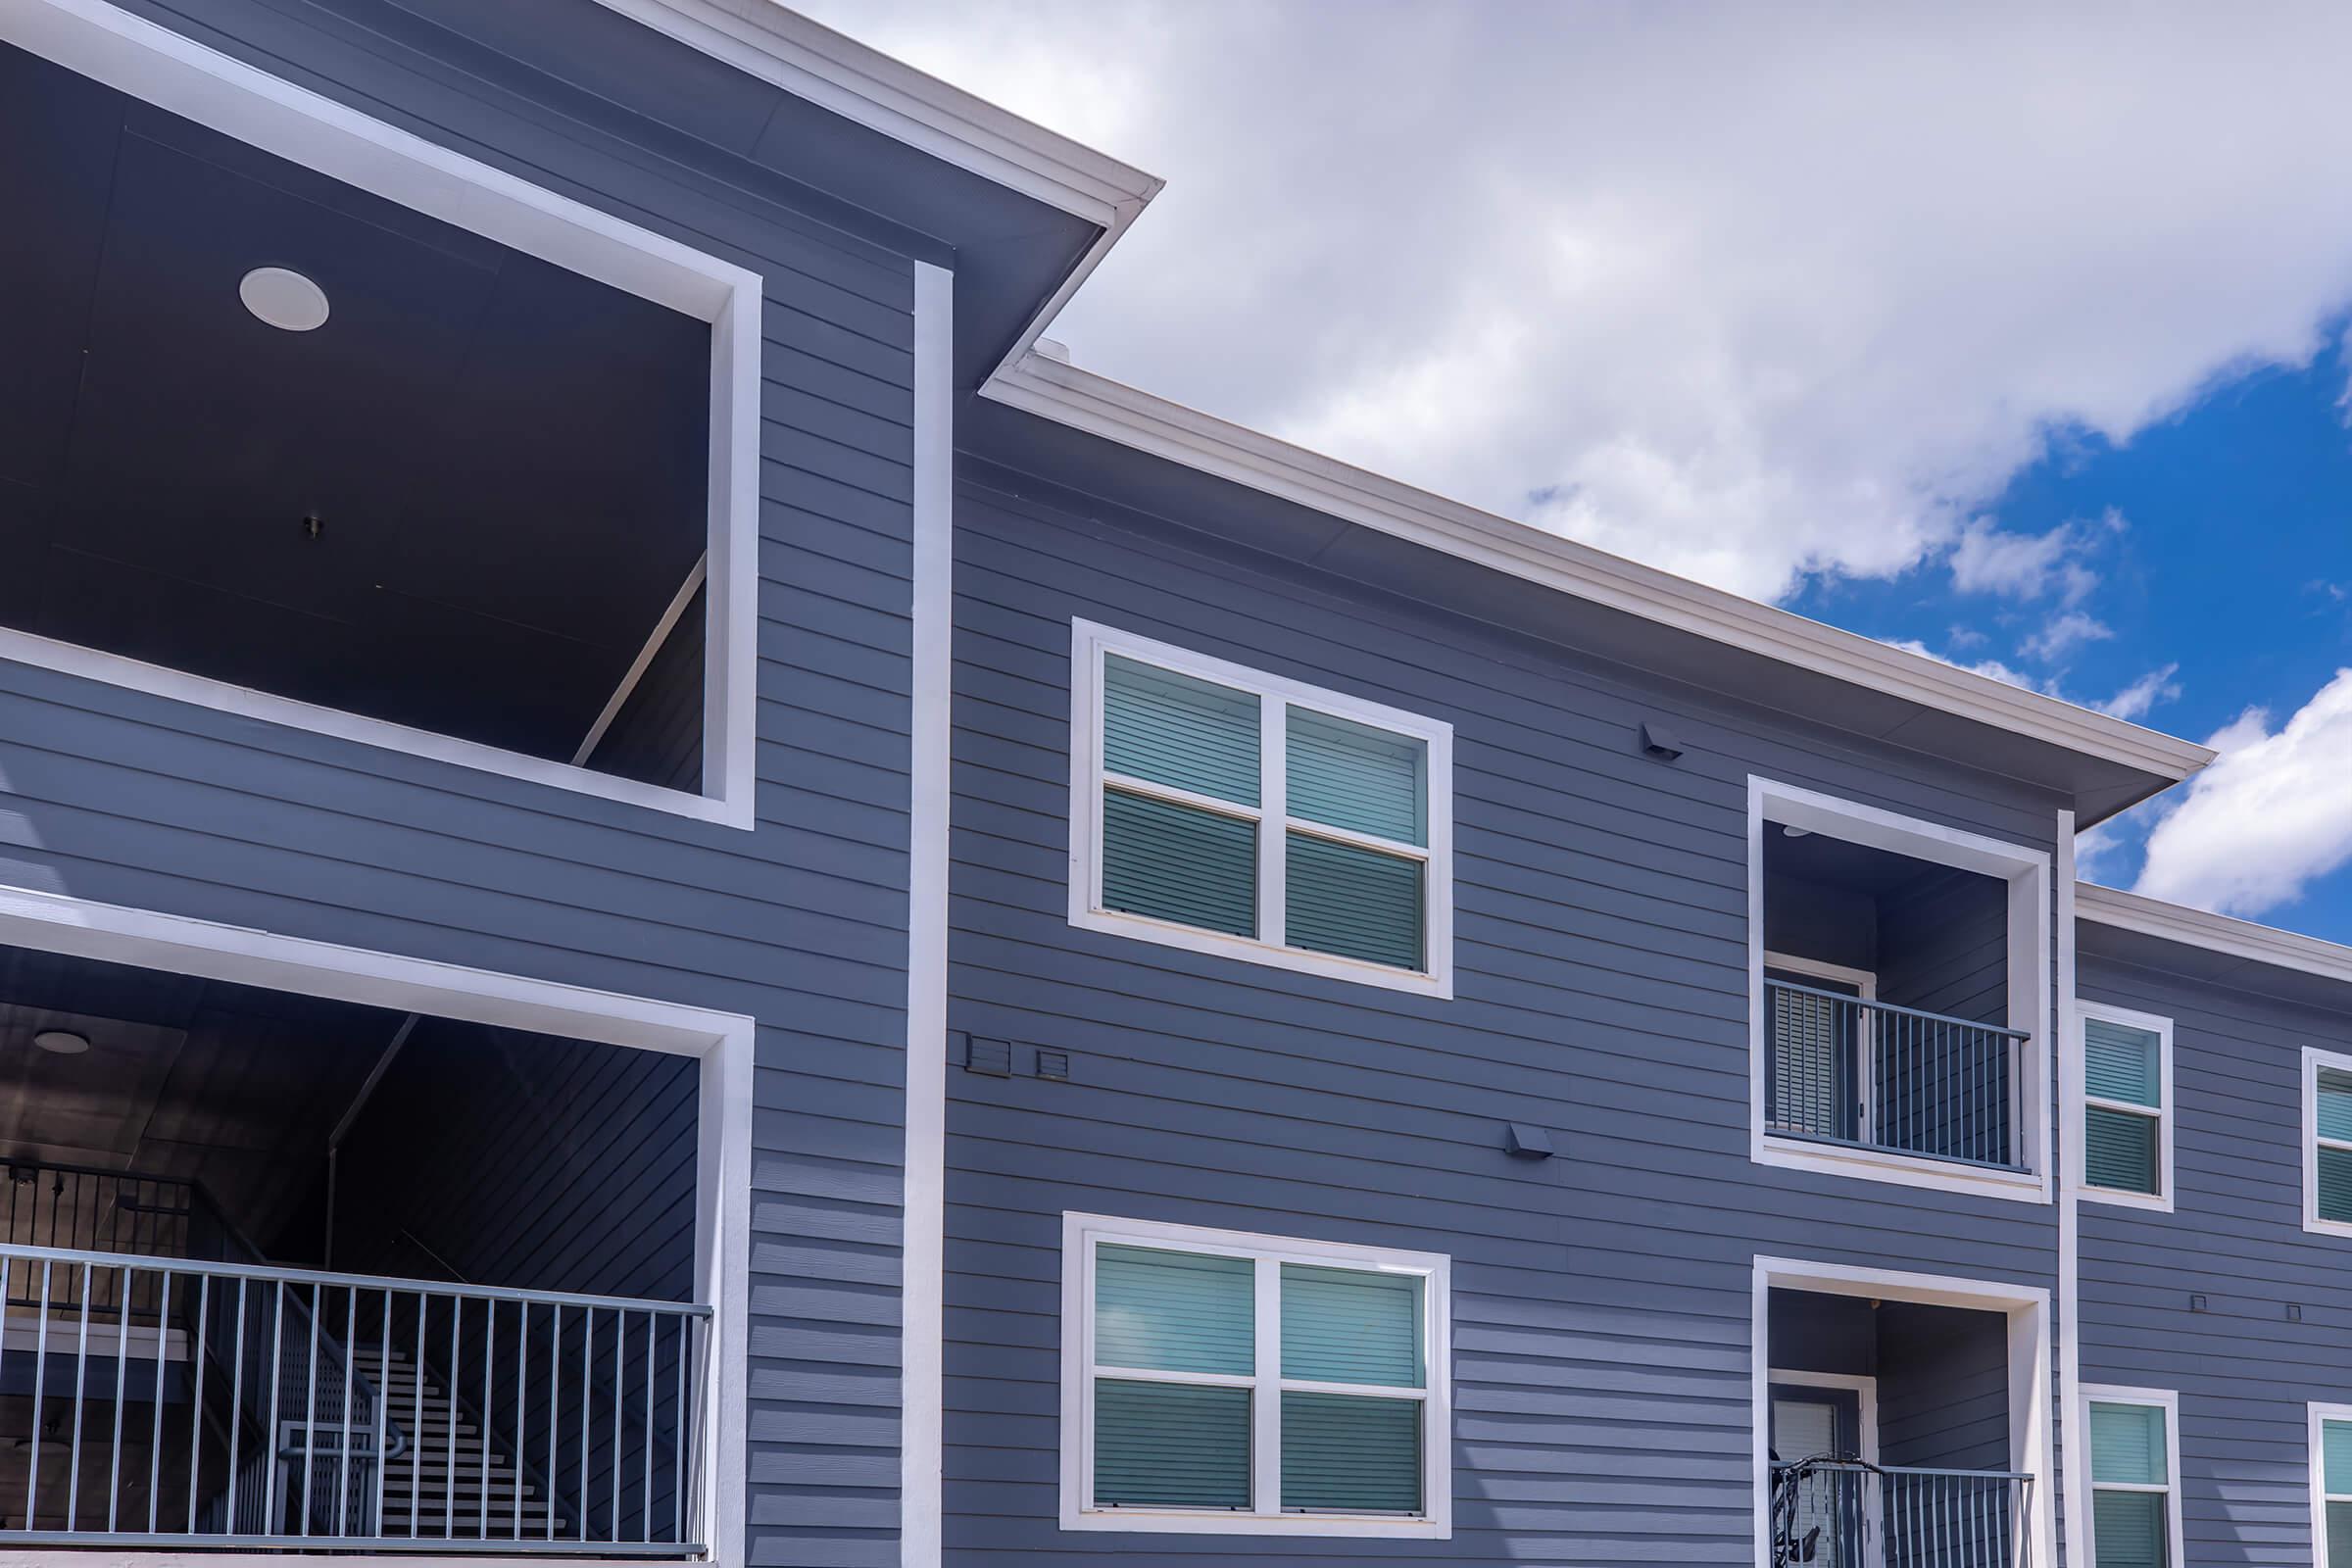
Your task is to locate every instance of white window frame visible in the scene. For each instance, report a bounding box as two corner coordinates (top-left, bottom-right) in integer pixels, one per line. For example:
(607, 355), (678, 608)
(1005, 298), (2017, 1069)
(1763, 952), (1881, 1146)
(1058, 1211), (1452, 1539)
(2076, 1003), (2174, 1212)
(2302, 1046), (2352, 1236)
(2082, 1386), (2182, 1568)
(2315, 1402), (2352, 1564)
(1067, 620), (1454, 997)
(1747, 777), (2055, 1202)
(0, 0), (762, 829)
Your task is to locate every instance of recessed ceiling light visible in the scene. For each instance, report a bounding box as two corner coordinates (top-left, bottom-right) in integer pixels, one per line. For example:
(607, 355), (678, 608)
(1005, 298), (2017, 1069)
(239, 267), (329, 332)
(1781, 825), (1813, 839)
(31, 1031), (89, 1056)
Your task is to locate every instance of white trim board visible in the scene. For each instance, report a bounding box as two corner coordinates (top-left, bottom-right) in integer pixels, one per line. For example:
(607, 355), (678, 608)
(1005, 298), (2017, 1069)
(1746, 777), (2055, 1202)
(2081, 1385), (2184, 1568)
(1056, 1211), (1452, 1540)
(1751, 1257), (2056, 1568)
(0, 0), (762, 831)
(0, 879), (755, 1568)
(898, 260), (954, 1568)
(2304, 1045), (2352, 1239)
(2080, 880), (2352, 990)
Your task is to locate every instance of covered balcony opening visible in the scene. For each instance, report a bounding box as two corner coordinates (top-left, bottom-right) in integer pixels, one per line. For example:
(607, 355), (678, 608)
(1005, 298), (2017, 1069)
(0, 939), (709, 1555)
(0, 29), (731, 802)
(1764, 830), (2019, 1169)
(1750, 780), (2052, 1190)
(1767, 1286), (2035, 1568)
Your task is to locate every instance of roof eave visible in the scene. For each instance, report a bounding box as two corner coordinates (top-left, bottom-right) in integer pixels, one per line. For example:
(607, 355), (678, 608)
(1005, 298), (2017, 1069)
(2078, 882), (2352, 987)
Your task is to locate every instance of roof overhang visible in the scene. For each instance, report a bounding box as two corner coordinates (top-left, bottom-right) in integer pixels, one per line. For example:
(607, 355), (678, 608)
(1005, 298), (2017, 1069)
(606, 0), (2214, 820)
(2079, 882), (2352, 1005)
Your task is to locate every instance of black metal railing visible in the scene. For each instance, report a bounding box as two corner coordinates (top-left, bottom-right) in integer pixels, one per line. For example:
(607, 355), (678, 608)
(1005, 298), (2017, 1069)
(1772, 1457), (2033, 1568)
(1766, 982), (2029, 1170)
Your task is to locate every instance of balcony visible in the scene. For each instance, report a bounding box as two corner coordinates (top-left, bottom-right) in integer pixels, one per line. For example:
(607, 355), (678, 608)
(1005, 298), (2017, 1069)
(0, 1162), (708, 1553)
(1772, 1457), (2034, 1568)
(1766, 982), (2029, 1171)
(1754, 780), (2049, 1193)
(1767, 1283), (2041, 1568)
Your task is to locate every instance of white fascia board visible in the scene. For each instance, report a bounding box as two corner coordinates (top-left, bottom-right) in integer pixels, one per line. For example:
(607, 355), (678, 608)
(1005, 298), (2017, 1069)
(2078, 881), (2352, 988)
(986, 352), (2216, 786)
(594, 0), (1163, 229)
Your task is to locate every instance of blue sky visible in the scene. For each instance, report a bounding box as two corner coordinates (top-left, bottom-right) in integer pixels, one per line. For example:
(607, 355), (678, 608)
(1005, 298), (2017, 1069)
(803, 1), (2352, 943)
(1786, 340), (2352, 940)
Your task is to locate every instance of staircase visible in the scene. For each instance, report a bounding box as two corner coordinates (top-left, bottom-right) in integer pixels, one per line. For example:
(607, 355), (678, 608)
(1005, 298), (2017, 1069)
(348, 1345), (564, 1541)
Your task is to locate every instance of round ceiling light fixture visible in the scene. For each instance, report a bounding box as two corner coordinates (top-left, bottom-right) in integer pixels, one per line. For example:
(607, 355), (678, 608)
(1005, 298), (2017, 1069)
(31, 1030), (90, 1056)
(239, 267), (330, 332)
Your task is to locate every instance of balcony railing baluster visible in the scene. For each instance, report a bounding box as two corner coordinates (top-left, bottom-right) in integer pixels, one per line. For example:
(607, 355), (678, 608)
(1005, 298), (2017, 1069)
(0, 1239), (708, 1555)
(1766, 980), (2030, 1171)
(1772, 1459), (2033, 1568)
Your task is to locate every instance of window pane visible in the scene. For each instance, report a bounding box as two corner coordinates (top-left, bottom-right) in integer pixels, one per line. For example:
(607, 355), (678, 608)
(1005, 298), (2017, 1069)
(2322, 1146), (2352, 1225)
(1280, 1391), (1421, 1514)
(1102, 789), (1256, 938)
(2091, 1489), (2165, 1568)
(2327, 1417), (2352, 1496)
(2084, 1106), (2159, 1196)
(1281, 1264), (1423, 1388)
(2089, 1401), (2167, 1486)
(1285, 832), (1423, 969)
(1095, 1245), (1253, 1375)
(1286, 708), (1426, 846)
(1103, 655), (1260, 806)
(2084, 1018), (2161, 1108)
(2321, 1067), (2352, 1143)
(2329, 1498), (2352, 1568)
(1094, 1379), (1250, 1508)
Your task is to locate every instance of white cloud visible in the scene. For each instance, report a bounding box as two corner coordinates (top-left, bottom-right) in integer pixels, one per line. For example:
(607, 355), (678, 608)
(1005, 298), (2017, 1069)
(2092, 662), (2182, 722)
(2134, 670), (2352, 915)
(798, 1), (2352, 603)
(2022, 612), (2116, 662)
(1950, 520), (2100, 607)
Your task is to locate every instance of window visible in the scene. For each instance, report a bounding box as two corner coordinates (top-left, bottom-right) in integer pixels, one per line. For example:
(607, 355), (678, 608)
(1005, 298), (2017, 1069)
(1058, 1213), (1451, 1538)
(2305, 1047), (2352, 1234)
(2080, 1004), (2172, 1209)
(2317, 1406), (2352, 1566)
(2084, 1391), (2179, 1568)
(1069, 621), (1453, 995)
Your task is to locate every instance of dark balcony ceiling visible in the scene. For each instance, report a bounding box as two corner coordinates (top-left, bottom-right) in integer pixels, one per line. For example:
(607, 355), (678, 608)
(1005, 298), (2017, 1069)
(1766, 828), (1987, 900)
(0, 40), (709, 765)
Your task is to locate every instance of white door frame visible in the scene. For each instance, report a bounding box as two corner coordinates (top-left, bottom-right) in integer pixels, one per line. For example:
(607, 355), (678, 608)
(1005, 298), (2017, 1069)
(1767, 1369), (1881, 1465)
(0, 881), (754, 1568)
(1753, 1256), (2055, 1568)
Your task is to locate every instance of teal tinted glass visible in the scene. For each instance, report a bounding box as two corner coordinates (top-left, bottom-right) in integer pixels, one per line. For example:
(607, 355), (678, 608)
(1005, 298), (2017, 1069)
(1280, 1392), (1421, 1514)
(2330, 1499), (2352, 1568)
(2322, 1146), (2352, 1225)
(1281, 1264), (1422, 1388)
(2091, 1489), (2164, 1568)
(1102, 655), (1259, 806)
(1284, 832), (1423, 970)
(2084, 1105), (2159, 1195)
(2327, 1417), (2352, 1495)
(1286, 708), (1425, 846)
(2084, 1017), (2161, 1108)
(1094, 1245), (1253, 1376)
(1094, 1380), (1250, 1508)
(2322, 1067), (2352, 1144)
(2089, 1401), (2167, 1486)
(1102, 789), (1256, 938)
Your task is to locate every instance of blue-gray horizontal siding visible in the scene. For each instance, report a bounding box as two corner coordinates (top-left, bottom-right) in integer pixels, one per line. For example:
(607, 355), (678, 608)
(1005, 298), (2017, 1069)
(942, 470), (2065, 1564)
(2079, 947), (2352, 1567)
(0, 4), (921, 1563)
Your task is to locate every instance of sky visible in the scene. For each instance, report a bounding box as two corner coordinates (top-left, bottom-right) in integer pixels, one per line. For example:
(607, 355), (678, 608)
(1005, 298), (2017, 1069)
(796, 0), (2352, 943)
